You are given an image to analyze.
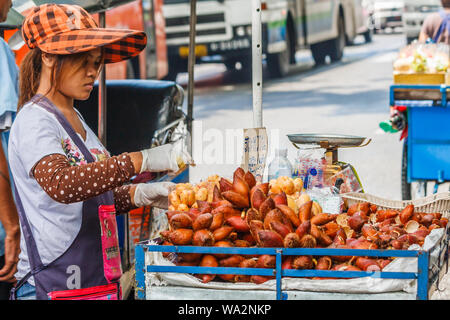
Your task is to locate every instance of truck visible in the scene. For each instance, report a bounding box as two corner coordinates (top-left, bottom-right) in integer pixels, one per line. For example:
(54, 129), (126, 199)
(161, 0), (370, 80)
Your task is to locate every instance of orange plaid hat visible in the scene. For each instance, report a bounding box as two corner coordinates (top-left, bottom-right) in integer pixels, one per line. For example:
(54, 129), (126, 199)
(21, 3), (147, 63)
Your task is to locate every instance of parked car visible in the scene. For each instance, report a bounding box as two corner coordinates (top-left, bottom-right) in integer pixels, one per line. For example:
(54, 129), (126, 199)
(372, 0), (405, 32)
(402, 0), (442, 44)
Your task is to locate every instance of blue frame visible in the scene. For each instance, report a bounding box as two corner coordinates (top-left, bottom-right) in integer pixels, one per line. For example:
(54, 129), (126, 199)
(135, 226), (449, 300)
(390, 84), (450, 186)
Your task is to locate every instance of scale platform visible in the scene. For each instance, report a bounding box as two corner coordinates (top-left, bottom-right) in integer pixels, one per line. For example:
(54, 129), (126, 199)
(287, 133), (371, 163)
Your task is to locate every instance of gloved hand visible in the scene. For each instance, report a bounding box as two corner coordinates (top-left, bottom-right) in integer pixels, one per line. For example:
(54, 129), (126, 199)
(133, 182), (176, 209)
(140, 140), (193, 174)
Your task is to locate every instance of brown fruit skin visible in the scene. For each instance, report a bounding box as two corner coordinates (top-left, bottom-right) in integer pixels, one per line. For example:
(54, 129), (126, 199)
(277, 204), (300, 227)
(356, 257), (381, 272)
(295, 221), (311, 239)
(282, 256), (294, 270)
(298, 234), (317, 248)
(213, 185), (224, 202)
(211, 200), (233, 209)
(192, 213), (213, 231)
(219, 177), (233, 193)
(233, 239), (251, 247)
(377, 259), (391, 270)
(169, 213), (193, 229)
(271, 192), (288, 206)
(256, 255), (276, 269)
(259, 197), (275, 220)
(210, 211), (224, 231)
(250, 188), (266, 211)
(316, 256), (332, 270)
(361, 224), (379, 242)
(244, 171), (257, 190)
(358, 202), (370, 218)
(310, 213), (335, 226)
(233, 167), (246, 181)
(269, 221), (291, 239)
(168, 228), (193, 245)
(241, 233), (256, 246)
(178, 252), (202, 263)
(348, 213), (366, 232)
(399, 204), (414, 224)
(421, 214), (434, 227)
(219, 255), (245, 267)
(323, 222), (340, 239)
(212, 205), (241, 221)
(226, 216), (250, 233)
(246, 208), (263, 224)
(212, 226), (234, 242)
(257, 230), (284, 247)
(192, 229), (215, 246)
(232, 176), (250, 198)
(263, 208), (284, 230)
(221, 191), (249, 208)
(235, 258), (257, 283)
(298, 201), (313, 223)
(218, 255), (245, 282)
(283, 233), (301, 248)
(213, 240), (233, 259)
(198, 255), (218, 283)
(166, 210), (189, 221)
(293, 256), (314, 270)
(196, 201), (213, 214)
(250, 275), (274, 284)
(249, 220), (264, 242)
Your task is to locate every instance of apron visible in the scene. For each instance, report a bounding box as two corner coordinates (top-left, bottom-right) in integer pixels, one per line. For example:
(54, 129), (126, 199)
(433, 10), (450, 43)
(10, 94), (122, 300)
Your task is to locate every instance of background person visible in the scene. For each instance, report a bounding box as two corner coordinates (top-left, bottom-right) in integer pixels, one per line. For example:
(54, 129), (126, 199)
(0, 0), (20, 300)
(419, 0), (450, 44)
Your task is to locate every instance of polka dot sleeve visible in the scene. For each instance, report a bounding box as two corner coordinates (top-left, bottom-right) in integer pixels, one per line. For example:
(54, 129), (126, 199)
(32, 153), (136, 205)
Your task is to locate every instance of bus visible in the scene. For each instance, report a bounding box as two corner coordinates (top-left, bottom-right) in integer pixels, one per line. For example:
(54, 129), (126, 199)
(161, 0), (370, 80)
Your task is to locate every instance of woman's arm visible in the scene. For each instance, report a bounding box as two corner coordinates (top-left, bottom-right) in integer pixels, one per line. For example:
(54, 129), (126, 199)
(33, 153), (138, 204)
(114, 184), (138, 214)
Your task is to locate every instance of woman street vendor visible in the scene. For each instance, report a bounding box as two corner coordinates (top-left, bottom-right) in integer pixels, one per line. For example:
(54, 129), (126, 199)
(8, 3), (191, 300)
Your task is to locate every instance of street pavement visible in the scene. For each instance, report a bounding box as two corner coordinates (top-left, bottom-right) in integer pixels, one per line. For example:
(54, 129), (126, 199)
(184, 33), (407, 200)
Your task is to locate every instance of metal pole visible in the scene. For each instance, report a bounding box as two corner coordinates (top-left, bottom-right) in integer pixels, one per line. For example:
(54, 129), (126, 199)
(252, 0), (263, 128)
(187, 0), (197, 154)
(98, 11), (107, 147)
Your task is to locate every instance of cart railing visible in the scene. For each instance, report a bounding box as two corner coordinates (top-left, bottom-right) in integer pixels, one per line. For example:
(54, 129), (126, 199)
(390, 84), (450, 108)
(134, 230), (449, 300)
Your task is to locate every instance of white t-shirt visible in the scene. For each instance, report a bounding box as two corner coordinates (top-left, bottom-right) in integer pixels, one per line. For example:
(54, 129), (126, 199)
(9, 101), (110, 285)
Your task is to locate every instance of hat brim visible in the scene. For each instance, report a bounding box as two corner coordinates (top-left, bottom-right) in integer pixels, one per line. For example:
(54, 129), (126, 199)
(38, 28), (147, 64)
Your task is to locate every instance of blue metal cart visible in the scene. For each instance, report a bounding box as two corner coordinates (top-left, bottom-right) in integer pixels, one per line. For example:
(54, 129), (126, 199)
(134, 224), (449, 300)
(389, 84), (450, 200)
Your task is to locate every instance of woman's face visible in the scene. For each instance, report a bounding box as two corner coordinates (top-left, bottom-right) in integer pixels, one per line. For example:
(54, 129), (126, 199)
(57, 48), (103, 101)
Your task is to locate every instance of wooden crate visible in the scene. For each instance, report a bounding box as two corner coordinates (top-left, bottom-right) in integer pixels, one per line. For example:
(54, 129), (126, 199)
(393, 72), (449, 85)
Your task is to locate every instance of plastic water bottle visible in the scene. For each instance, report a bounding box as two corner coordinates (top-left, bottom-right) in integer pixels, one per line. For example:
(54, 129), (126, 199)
(267, 149), (293, 181)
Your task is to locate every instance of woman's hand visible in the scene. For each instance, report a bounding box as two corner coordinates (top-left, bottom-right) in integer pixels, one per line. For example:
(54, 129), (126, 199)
(139, 140), (193, 174)
(0, 224), (20, 283)
(132, 182), (176, 209)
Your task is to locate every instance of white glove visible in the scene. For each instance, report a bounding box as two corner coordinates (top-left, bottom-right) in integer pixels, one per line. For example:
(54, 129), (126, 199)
(133, 182), (175, 209)
(140, 140), (193, 174)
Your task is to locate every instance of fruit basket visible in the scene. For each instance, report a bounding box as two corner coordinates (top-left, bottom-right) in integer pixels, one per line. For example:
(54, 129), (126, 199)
(134, 171), (450, 300)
